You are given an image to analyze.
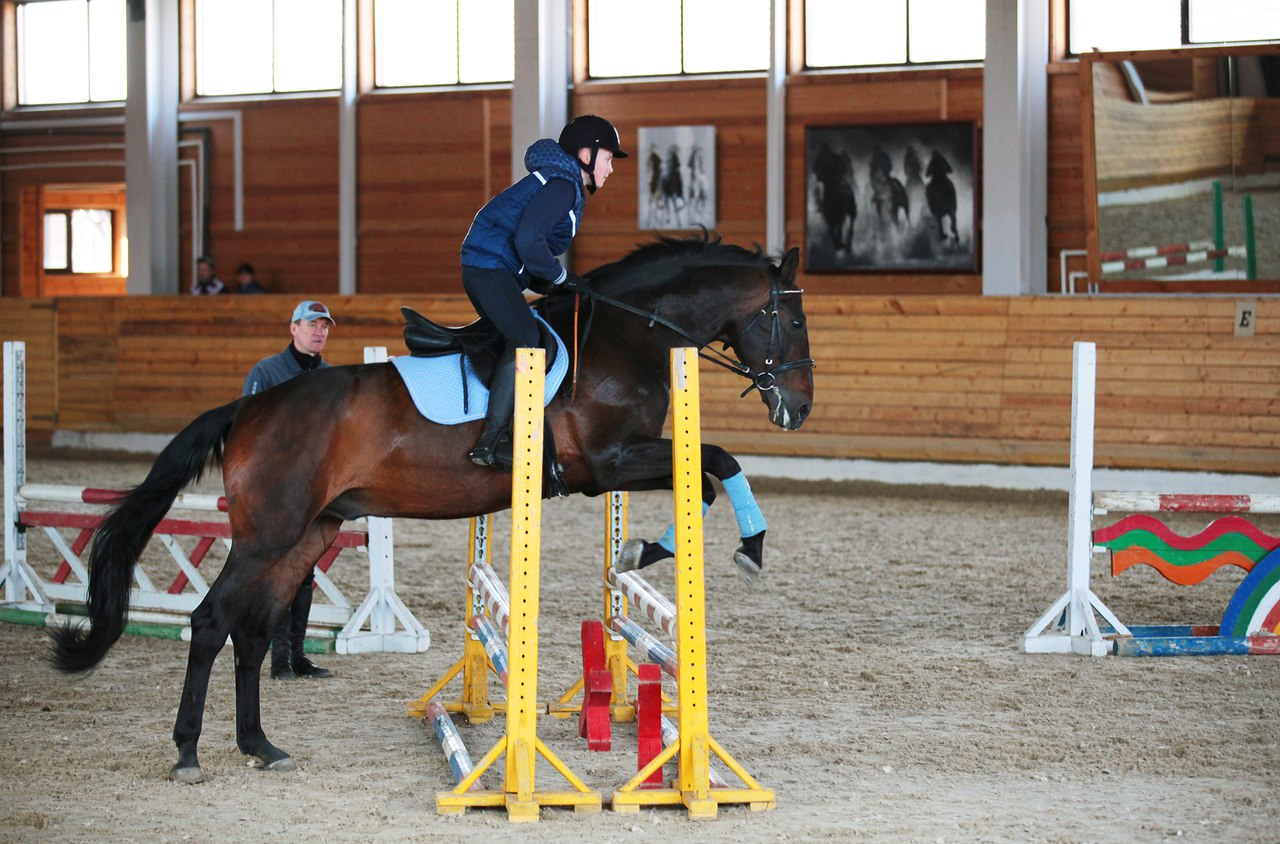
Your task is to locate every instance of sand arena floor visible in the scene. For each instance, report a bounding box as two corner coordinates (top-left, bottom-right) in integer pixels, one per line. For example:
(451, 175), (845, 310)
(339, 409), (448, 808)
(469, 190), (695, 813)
(0, 454), (1277, 843)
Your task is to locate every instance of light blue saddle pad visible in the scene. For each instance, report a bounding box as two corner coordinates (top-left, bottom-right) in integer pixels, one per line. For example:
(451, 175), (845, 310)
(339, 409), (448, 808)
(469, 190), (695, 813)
(390, 313), (568, 425)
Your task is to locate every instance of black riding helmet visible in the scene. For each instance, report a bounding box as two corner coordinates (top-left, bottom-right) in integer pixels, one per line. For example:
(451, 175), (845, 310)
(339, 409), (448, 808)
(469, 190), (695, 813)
(558, 115), (629, 194)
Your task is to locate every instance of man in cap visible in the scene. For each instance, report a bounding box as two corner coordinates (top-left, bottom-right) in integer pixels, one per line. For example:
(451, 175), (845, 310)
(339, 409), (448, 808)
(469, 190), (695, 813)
(242, 300), (336, 678)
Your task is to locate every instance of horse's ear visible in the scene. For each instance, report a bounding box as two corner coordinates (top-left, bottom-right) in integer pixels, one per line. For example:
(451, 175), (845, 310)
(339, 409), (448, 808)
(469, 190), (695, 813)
(779, 247), (800, 283)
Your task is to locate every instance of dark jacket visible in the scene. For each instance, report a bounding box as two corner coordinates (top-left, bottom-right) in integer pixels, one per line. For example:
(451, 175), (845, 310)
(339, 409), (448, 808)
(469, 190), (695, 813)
(242, 344), (330, 396)
(460, 139), (586, 288)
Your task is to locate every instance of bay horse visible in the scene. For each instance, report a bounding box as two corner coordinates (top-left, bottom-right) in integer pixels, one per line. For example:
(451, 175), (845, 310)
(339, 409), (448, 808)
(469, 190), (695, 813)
(48, 235), (815, 784)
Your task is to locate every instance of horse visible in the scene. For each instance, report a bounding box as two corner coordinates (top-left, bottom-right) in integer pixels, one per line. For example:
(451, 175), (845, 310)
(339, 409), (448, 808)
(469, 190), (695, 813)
(659, 146), (686, 227)
(925, 150), (959, 243)
(869, 145), (909, 227)
(686, 144), (710, 220)
(48, 235), (816, 785)
(810, 142), (857, 251)
(903, 145), (925, 224)
(646, 147), (665, 226)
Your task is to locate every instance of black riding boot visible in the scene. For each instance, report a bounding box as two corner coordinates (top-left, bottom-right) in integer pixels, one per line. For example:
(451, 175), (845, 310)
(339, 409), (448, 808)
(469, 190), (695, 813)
(289, 573), (331, 679)
(468, 343), (518, 469)
(269, 621), (293, 679)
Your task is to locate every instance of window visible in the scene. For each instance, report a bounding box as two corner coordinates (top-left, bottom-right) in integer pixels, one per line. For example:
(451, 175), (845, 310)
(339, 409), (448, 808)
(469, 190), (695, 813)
(587, 0), (769, 79)
(43, 209), (115, 274)
(195, 0), (342, 96)
(1069, 0), (1280, 54)
(374, 0), (513, 87)
(805, 0), (985, 69)
(16, 0), (126, 105)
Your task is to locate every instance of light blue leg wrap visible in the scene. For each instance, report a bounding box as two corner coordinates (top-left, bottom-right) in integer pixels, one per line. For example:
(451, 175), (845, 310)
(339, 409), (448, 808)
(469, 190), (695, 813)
(722, 472), (766, 537)
(656, 502), (710, 554)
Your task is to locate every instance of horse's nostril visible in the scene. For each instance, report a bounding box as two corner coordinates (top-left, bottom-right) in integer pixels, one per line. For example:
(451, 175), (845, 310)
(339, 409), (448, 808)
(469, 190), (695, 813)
(799, 403), (810, 420)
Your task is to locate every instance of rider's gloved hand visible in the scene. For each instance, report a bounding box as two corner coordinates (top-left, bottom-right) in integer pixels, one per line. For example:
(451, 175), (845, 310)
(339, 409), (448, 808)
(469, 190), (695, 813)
(557, 274), (591, 294)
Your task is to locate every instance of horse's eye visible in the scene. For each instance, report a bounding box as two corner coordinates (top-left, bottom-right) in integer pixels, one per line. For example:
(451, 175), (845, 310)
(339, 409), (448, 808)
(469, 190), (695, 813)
(790, 318), (805, 329)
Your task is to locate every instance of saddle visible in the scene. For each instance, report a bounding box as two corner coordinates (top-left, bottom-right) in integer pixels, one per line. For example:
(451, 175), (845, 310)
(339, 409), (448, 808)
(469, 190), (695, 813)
(401, 306), (560, 385)
(399, 306), (568, 496)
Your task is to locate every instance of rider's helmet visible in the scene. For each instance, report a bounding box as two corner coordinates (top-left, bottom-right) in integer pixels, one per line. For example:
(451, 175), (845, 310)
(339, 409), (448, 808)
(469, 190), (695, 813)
(558, 115), (629, 194)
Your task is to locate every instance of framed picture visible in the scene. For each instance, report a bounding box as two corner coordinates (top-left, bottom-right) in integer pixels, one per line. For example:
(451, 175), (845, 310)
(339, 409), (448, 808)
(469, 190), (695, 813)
(637, 125), (716, 230)
(804, 122), (978, 272)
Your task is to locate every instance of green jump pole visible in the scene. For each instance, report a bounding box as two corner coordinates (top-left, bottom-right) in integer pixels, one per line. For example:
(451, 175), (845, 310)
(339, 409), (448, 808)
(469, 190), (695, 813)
(1213, 180), (1225, 273)
(1244, 194), (1256, 281)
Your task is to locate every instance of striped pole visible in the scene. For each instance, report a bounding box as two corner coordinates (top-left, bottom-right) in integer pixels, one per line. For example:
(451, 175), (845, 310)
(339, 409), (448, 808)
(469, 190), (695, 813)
(609, 616), (678, 678)
(425, 699), (478, 786)
(1098, 240), (1214, 262)
(468, 561), (512, 636)
(608, 568), (677, 638)
(470, 614), (510, 686)
(1094, 493), (1280, 514)
(1101, 245), (1246, 274)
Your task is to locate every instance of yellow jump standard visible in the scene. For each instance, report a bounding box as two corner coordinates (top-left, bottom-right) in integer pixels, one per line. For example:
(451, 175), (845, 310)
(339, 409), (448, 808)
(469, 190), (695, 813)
(431, 348), (602, 820)
(610, 348), (775, 819)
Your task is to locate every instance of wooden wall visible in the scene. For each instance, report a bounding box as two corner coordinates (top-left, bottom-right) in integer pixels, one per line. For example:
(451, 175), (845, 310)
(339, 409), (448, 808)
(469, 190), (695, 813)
(4, 294), (1275, 475)
(2, 62), (1095, 298)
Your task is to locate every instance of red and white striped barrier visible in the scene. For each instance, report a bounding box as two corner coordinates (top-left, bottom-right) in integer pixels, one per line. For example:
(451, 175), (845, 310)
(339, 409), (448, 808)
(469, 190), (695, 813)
(1098, 240), (1214, 263)
(1101, 245), (1245, 274)
(1, 340), (429, 654)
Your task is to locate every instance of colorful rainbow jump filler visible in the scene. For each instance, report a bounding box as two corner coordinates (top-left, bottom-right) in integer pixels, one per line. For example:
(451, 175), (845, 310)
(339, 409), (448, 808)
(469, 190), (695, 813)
(1021, 342), (1280, 657)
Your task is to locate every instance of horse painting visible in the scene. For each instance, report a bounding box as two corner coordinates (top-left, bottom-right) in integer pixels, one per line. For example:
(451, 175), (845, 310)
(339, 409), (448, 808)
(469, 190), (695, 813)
(810, 142), (857, 252)
(926, 150), (960, 243)
(869, 145), (909, 227)
(49, 235), (815, 785)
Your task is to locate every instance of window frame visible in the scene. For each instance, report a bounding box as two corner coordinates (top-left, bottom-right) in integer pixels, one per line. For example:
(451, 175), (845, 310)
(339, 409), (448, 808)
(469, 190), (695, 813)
(1065, 0), (1279, 58)
(42, 206), (117, 276)
(192, 0), (344, 99)
(800, 0), (986, 74)
(584, 0), (772, 82)
(12, 0), (126, 108)
(370, 0), (515, 90)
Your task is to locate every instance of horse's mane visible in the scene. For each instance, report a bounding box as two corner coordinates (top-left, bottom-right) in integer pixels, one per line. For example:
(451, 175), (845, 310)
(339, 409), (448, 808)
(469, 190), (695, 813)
(585, 233), (771, 295)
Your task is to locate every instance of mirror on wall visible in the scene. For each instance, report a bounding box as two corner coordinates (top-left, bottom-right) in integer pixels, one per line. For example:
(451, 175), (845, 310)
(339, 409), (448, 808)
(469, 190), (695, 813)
(1084, 46), (1280, 292)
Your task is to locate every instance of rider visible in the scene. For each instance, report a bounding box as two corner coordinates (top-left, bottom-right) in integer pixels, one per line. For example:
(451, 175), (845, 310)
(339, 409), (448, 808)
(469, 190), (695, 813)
(459, 114), (628, 468)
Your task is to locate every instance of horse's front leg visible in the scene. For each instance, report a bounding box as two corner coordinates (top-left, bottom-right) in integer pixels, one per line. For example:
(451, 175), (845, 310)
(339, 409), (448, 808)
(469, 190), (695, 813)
(608, 439), (767, 583)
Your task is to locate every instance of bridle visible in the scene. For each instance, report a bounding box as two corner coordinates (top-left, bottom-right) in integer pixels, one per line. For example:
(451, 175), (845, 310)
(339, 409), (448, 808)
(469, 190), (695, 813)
(572, 269), (816, 400)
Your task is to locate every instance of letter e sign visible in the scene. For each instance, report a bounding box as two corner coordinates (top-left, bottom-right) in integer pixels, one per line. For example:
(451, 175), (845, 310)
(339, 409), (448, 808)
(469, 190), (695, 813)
(1234, 301), (1256, 338)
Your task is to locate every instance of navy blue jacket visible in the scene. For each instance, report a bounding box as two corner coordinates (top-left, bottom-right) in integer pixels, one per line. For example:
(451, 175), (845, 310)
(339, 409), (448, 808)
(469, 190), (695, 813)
(460, 139), (586, 290)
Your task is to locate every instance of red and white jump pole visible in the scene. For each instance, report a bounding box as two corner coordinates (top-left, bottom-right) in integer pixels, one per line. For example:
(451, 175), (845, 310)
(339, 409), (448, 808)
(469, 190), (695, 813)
(1, 340), (429, 654)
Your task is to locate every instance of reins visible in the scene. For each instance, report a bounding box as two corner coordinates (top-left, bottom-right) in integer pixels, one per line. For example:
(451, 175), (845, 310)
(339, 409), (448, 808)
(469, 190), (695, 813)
(568, 270), (815, 401)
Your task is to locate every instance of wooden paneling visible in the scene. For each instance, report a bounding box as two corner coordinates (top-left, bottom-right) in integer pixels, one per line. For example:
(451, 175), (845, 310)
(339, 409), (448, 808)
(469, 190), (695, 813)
(0, 299), (57, 434)
(0, 57), (1099, 301)
(3, 294), (1276, 474)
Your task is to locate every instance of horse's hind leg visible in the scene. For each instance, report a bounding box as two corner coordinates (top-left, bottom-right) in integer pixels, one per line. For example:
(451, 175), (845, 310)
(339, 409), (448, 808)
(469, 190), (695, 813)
(231, 627), (294, 771)
(170, 565), (272, 783)
(231, 516), (341, 772)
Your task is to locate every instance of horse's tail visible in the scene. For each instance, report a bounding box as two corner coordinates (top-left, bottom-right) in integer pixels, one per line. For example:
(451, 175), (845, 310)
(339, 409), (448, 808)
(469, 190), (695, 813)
(48, 399), (243, 674)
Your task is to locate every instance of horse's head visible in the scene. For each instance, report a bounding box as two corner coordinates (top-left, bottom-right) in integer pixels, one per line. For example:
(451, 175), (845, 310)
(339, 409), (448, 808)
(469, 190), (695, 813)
(724, 246), (814, 431)
(580, 235), (815, 431)
(927, 151), (952, 179)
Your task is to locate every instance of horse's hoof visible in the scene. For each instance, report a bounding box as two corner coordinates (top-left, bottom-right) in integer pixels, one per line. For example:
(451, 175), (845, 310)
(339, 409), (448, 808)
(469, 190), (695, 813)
(616, 539), (645, 573)
(733, 548), (762, 585)
(265, 756), (297, 772)
(168, 765), (206, 785)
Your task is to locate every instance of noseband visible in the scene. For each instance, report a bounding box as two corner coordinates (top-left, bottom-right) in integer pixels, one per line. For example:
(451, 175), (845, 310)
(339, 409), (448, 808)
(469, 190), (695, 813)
(579, 271), (816, 400)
